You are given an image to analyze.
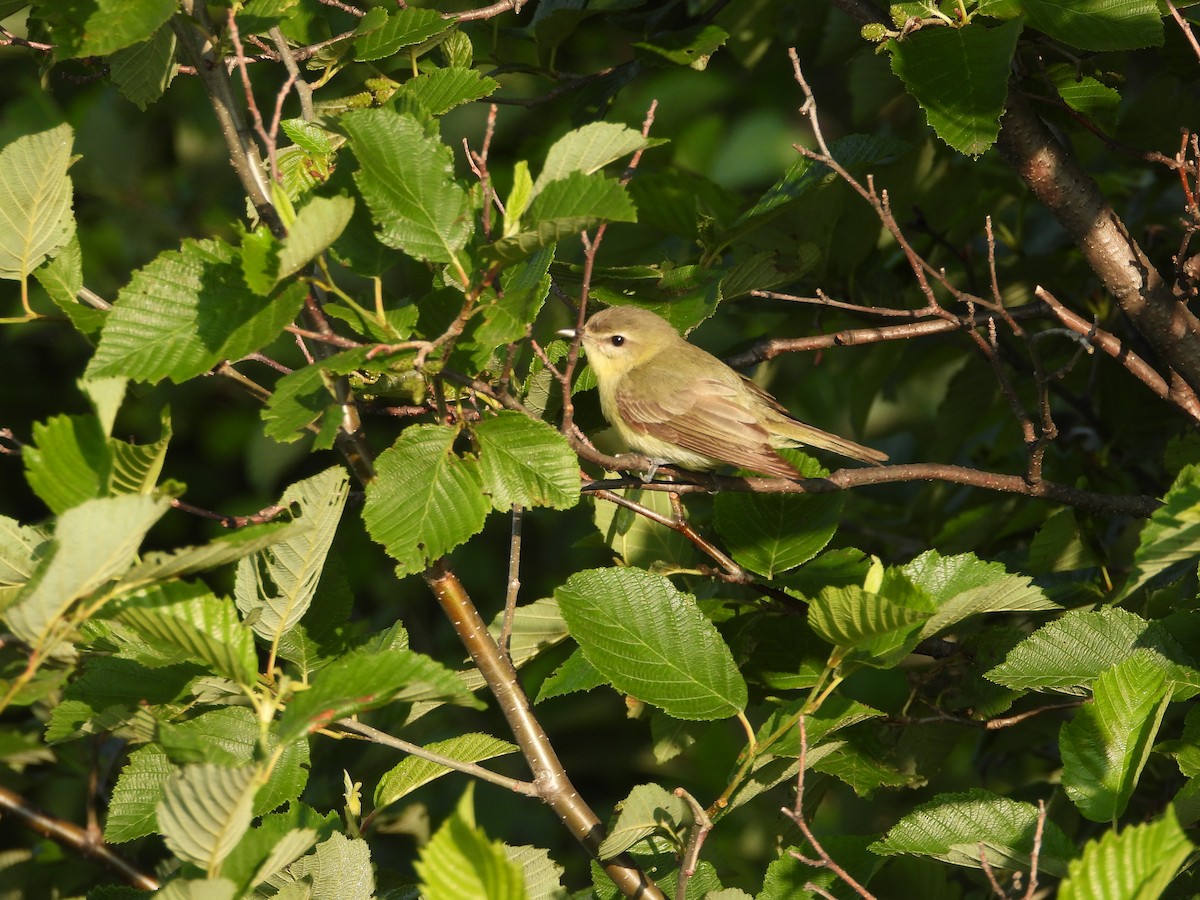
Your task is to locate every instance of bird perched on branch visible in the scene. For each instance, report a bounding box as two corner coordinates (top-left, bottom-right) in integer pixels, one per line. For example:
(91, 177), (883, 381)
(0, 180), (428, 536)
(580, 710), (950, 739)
(563, 305), (887, 479)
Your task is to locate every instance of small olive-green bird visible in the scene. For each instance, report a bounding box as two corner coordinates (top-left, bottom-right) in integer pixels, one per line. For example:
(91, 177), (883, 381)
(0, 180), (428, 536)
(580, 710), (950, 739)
(565, 306), (887, 478)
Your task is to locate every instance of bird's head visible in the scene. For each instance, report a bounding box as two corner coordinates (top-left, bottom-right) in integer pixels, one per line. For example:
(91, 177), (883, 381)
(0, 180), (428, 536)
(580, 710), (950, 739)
(560, 306), (683, 383)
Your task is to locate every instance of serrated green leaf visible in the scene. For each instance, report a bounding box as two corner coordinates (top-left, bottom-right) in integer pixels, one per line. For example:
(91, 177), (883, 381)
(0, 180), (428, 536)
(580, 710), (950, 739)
(475, 245), (553, 349)
(243, 195), (354, 294)
(0, 123), (76, 283)
(0, 516), (49, 612)
(416, 788), (528, 900)
(343, 108), (471, 265)
(808, 569), (933, 668)
(870, 789), (1073, 875)
(22, 414), (112, 514)
(4, 494), (169, 655)
(374, 733), (517, 810)
(110, 581), (259, 685)
(986, 607), (1200, 697)
(105, 744), (174, 843)
(555, 568), (747, 720)
(598, 783), (691, 858)
(534, 122), (657, 194)
(1058, 808), (1193, 899)
(44, 0), (175, 57)
(536, 647), (606, 702)
(401, 67), (499, 116)
(474, 412), (580, 511)
(284, 832), (374, 900)
(353, 7), (451, 61)
(484, 171), (637, 263)
(363, 424), (489, 576)
(888, 19), (1022, 156)
(713, 454), (842, 578)
(119, 520), (311, 590)
(1020, 0), (1162, 50)
(504, 845), (565, 900)
(1121, 464), (1200, 599)
(88, 238), (307, 383)
(277, 646), (478, 745)
(158, 763), (259, 872)
(235, 467), (350, 649)
(108, 25), (177, 110)
(261, 346), (374, 445)
(1061, 652), (1170, 822)
(902, 549), (1059, 637)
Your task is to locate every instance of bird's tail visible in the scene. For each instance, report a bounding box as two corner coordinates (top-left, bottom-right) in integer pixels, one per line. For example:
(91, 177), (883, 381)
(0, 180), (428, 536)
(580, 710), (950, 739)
(772, 418), (888, 466)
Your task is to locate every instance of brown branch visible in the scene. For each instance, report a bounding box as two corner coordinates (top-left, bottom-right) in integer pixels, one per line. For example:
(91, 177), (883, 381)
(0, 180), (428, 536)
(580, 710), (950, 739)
(781, 717), (875, 899)
(672, 787), (714, 900)
(170, 2), (284, 238)
(577, 451), (1160, 518)
(995, 84), (1200, 401)
(451, 0), (530, 22)
(0, 784), (159, 891)
(423, 560), (664, 899)
(170, 498), (289, 529)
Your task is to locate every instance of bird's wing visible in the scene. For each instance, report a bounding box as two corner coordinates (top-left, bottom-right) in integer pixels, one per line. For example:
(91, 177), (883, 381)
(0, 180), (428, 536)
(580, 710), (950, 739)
(615, 375), (801, 478)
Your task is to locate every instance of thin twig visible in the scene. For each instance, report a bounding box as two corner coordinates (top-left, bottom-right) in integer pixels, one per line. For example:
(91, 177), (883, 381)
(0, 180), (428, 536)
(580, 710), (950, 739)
(500, 505), (523, 660)
(673, 787), (713, 900)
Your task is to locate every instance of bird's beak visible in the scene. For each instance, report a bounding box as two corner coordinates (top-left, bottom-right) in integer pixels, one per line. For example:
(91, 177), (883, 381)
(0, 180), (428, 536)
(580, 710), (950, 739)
(557, 327), (577, 339)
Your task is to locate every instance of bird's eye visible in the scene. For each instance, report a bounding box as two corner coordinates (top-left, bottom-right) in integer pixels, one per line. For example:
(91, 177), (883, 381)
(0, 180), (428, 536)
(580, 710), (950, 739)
(610, 335), (626, 347)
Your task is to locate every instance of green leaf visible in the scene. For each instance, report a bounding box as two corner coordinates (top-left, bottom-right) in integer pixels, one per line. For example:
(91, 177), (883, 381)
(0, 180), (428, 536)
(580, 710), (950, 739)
(633, 24), (728, 70)
(870, 789), (1074, 876)
(158, 763), (259, 871)
(591, 487), (697, 570)
(1046, 64), (1121, 134)
(110, 414), (171, 496)
(415, 788), (528, 900)
(534, 122), (659, 194)
(484, 171), (637, 263)
(158, 707), (309, 816)
(888, 19), (1023, 156)
(110, 581), (260, 685)
(22, 414), (112, 514)
(598, 783), (691, 857)
(261, 346), (374, 445)
(808, 569), (934, 668)
(474, 412), (580, 511)
(713, 454), (843, 578)
(504, 845), (565, 900)
(986, 607), (1200, 698)
(1058, 809), (1194, 899)
(901, 549), (1059, 637)
(0, 123), (76, 283)
(536, 647), (606, 702)
(4, 494), (169, 654)
(1018, 0), (1163, 51)
(401, 67), (499, 116)
(555, 568), (747, 720)
(475, 245), (554, 349)
(1120, 464), (1200, 600)
(243, 195), (354, 293)
(119, 520), (311, 590)
(277, 646), (478, 745)
(284, 832), (374, 900)
(374, 733), (517, 810)
(363, 425), (489, 576)
(0, 515), (49, 612)
(343, 108), (471, 265)
(105, 744), (174, 843)
(108, 25), (177, 110)
(1060, 652), (1171, 822)
(235, 467), (350, 647)
(36, 234), (102, 335)
(353, 7), (452, 61)
(88, 238), (307, 383)
(44, 0), (175, 57)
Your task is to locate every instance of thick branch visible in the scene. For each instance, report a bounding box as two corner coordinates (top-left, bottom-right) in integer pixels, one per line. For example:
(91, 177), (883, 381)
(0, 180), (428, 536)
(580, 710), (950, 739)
(0, 784), (159, 891)
(423, 560), (664, 899)
(996, 86), (1200, 400)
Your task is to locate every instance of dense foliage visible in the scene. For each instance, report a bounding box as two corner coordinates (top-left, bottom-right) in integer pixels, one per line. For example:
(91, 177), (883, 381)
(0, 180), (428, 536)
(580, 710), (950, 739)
(2, 0), (1200, 898)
